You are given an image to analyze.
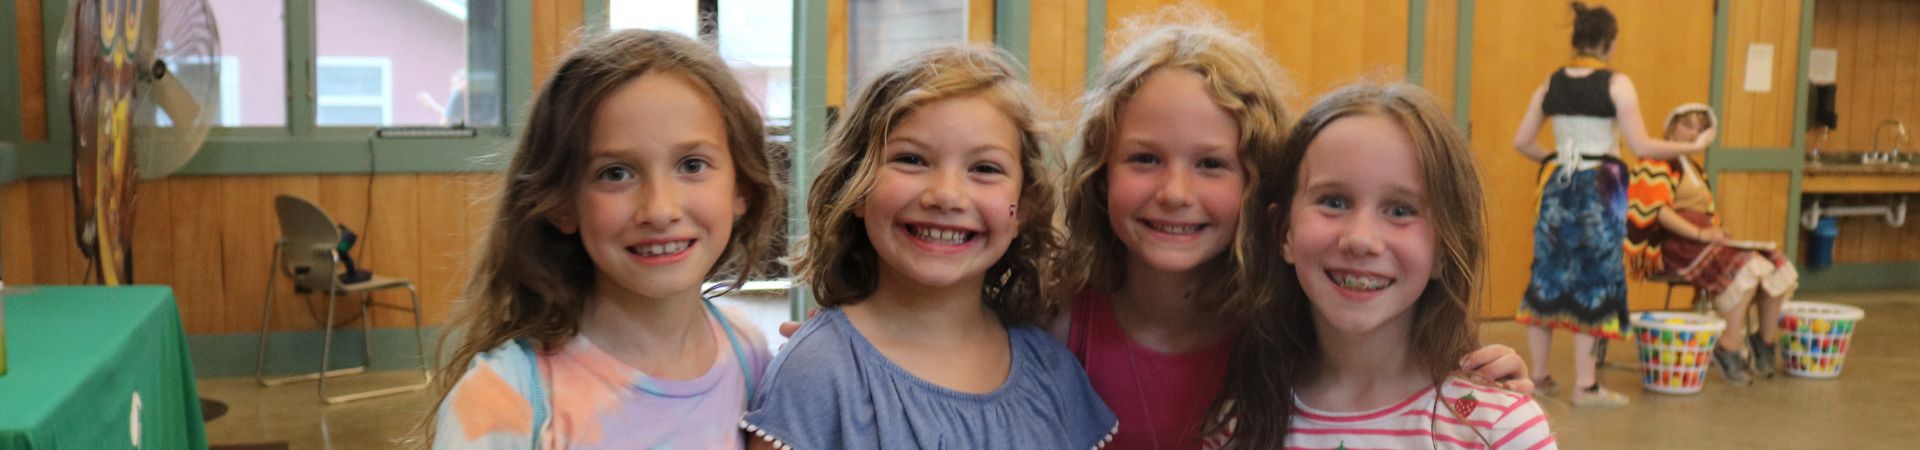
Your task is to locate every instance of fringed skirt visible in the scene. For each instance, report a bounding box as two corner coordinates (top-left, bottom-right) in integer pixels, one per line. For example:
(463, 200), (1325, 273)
(1517, 161), (1629, 339)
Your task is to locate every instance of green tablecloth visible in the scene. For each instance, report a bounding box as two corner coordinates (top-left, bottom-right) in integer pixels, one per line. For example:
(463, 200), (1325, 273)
(0, 286), (207, 449)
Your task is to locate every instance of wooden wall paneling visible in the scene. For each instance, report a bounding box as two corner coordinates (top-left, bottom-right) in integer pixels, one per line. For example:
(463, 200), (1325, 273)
(1832, 0), (1860, 149)
(1262, 1), (1314, 112)
(827, 0), (847, 107)
(1, 183), (34, 283)
(413, 175), (467, 326)
(1026, 0), (1087, 127)
(530, 0), (584, 90)
(166, 176), (227, 334)
(1903, 0), (1920, 149)
(1812, 0), (1920, 154)
(1725, 0), (1754, 147)
(26, 179), (83, 284)
(1722, 0), (1801, 149)
(364, 174), (423, 328)
(130, 180), (174, 288)
(17, 0), (46, 141)
(969, 0), (994, 45)
(1359, 0), (1408, 86)
(218, 176), (279, 334)
(1305, 0), (1367, 96)
(1856, 0), (1884, 151)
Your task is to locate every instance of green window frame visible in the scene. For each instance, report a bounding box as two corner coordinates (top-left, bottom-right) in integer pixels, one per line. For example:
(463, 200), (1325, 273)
(0, 0), (535, 178)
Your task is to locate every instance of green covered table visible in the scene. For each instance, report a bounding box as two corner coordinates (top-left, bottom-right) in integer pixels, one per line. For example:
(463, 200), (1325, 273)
(0, 286), (207, 449)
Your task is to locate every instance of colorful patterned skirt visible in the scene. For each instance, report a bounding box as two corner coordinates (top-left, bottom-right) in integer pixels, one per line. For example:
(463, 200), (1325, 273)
(1517, 160), (1629, 339)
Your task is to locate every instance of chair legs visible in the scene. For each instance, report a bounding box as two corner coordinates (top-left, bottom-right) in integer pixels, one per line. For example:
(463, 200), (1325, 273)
(256, 272), (432, 404)
(315, 284), (432, 404)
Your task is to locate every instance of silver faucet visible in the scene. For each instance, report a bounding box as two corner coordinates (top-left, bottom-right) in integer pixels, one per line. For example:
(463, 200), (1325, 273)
(1871, 119), (1907, 164)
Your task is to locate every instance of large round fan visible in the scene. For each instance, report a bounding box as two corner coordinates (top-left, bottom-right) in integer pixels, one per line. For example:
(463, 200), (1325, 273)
(58, 0), (221, 285)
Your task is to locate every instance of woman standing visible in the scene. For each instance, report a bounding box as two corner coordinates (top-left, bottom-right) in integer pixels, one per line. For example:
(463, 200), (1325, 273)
(1509, 2), (1714, 407)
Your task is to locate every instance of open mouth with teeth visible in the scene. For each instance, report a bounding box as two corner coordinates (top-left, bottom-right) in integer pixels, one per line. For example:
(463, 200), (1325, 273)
(1141, 220), (1208, 235)
(1328, 270), (1395, 291)
(627, 240), (694, 258)
(903, 224), (979, 247)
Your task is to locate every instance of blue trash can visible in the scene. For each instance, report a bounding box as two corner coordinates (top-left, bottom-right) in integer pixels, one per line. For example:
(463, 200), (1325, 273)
(1808, 217), (1839, 269)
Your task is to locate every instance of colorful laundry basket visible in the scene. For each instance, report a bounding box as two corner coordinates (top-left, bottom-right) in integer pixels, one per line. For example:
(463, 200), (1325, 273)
(1780, 301), (1865, 378)
(1631, 312), (1725, 394)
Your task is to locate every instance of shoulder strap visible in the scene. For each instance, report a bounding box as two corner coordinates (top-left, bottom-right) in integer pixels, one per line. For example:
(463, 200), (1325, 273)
(515, 339), (549, 448)
(704, 299), (756, 407)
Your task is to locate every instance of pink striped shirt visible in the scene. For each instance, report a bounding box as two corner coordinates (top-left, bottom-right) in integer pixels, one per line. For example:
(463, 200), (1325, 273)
(1210, 377), (1554, 450)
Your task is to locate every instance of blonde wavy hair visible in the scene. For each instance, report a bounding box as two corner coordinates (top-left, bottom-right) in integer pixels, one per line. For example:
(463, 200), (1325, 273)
(790, 45), (1061, 326)
(1055, 7), (1295, 318)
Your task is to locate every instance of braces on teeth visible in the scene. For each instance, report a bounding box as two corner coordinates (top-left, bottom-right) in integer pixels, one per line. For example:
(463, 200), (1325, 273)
(1336, 274), (1390, 290)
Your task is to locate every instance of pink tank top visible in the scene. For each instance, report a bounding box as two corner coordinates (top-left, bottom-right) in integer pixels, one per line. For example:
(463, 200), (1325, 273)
(1067, 290), (1235, 450)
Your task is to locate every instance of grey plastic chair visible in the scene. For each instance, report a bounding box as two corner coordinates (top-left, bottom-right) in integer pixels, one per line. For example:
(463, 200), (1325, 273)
(255, 195), (432, 404)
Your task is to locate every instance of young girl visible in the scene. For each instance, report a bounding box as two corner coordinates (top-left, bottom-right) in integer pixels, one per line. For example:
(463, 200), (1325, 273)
(1054, 11), (1533, 449)
(743, 46), (1117, 449)
(427, 30), (782, 448)
(1215, 84), (1554, 449)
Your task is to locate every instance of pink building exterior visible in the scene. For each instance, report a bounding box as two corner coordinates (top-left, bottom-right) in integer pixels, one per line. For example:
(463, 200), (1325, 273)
(211, 0), (468, 127)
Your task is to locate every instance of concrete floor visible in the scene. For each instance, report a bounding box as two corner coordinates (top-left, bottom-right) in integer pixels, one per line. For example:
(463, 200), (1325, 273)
(198, 289), (1920, 449)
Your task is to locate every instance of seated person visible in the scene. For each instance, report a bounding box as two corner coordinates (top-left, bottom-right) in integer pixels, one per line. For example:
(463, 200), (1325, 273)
(1628, 104), (1799, 385)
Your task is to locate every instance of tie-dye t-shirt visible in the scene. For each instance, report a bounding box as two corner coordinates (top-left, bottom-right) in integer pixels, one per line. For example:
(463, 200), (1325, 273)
(433, 307), (771, 450)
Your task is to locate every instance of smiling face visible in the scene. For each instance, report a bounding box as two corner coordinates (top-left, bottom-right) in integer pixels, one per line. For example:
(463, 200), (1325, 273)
(1285, 113), (1435, 336)
(557, 70), (744, 302)
(1106, 68), (1246, 275)
(859, 94), (1024, 290)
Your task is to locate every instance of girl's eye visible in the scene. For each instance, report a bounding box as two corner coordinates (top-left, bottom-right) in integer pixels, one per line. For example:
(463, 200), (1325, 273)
(1198, 157), (1232, 170)
(678, 158), (712, 174)
(971, 162), (1006, 175)
(1124, 153), (1159, 165)
(890, 153), (927, 166)
(1315, 195), (1350, 210)
(1386, 204), (1420, 219)
(596, 165), (635, 182)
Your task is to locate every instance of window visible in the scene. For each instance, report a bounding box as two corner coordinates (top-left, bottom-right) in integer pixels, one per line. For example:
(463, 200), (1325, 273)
(610, 0), (794, 121)
(316, 0), (504, 127)
(848, 0), (971, 91)
(209, 0), (285, 126)
(316, 57), (393, 126)
(157, 56), (242, 127)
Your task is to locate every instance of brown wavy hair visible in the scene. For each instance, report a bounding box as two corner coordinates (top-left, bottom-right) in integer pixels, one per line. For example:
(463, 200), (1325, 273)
(1216, 83), (1486, 448)
(422, 29), (782, 442)
(789, 45), (1060, 326)
(1054, 7), (1294, 319)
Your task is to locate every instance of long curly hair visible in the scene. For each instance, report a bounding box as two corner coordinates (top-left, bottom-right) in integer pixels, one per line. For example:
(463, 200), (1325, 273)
(789, 45), (1061, 326)
(1054, 7), (1294, 319)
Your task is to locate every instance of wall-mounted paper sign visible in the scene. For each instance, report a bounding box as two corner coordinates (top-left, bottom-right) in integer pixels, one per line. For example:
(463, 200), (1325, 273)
(1745, 43), (1775, 93)
(1810, 48), (1838, 85)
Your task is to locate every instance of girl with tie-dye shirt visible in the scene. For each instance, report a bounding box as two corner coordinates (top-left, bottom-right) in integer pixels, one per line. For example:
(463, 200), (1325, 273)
(426, 28), (784, 449)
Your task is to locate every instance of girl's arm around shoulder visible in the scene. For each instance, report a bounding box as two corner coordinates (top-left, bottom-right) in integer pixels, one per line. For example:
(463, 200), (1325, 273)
(1443, 378), (1556, 450)
(432, 341), (542, 450)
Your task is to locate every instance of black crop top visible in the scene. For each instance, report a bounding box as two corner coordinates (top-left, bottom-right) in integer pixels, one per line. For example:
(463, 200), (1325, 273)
(1542, 68), (1616, 118)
